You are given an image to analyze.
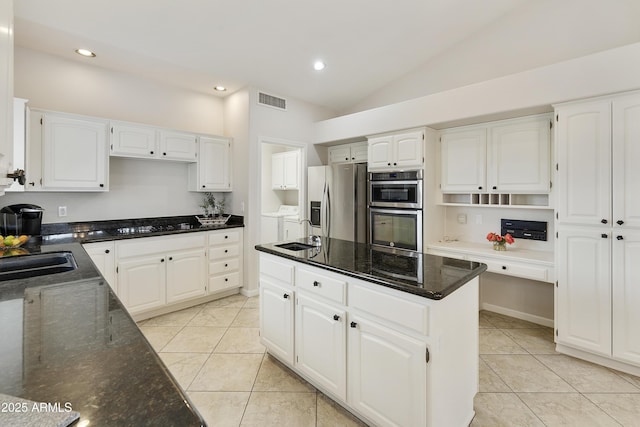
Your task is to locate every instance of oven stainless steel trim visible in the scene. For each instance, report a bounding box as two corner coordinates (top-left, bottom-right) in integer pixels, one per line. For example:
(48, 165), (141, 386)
(369, 207), (423, 252)
(370, 245), (424, 284)
(368, 179), (423, 209)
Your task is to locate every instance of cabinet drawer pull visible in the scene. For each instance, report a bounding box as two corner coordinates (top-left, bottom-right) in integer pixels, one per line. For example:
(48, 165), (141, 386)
(150, 151), (154, 154)
(617, 220), (625, 225)
(169, 256), (173, 261)
(225, 235), (229, 239)
(601, 219), (608, 224)
(617, 235), (624, 240)
(163, 152), (167, 156)
(225, 263), (228, 267)
(105, 249), (110, 254)
(224, 249), (228, 253)
(161, 258), (165, 262)
(283, 293), (289, 299)
(501, 266), (507, 270)
(350, 321), (357, 328)
(601, 233), (608, 238)
(333, 314), (340, 321)
(313, 280), (320, 287)
(225, 278), (229, 282)
(492, 186), (497, 190)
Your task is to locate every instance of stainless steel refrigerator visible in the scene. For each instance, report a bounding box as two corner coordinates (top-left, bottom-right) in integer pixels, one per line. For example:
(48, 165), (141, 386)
(307, 163), (367, 242)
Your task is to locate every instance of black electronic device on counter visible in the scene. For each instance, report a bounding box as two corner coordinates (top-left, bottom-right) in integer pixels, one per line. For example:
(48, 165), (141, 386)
(1, 204), (45, 235)
(501, 219), (547, 241)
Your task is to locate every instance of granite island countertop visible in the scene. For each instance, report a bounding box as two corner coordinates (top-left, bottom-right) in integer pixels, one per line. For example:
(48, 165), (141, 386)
(255, 237), (487, 299)
(0, 214), (240, 426)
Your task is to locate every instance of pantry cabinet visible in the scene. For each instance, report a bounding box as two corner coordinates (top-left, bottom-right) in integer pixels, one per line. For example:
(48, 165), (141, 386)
(188, 136), (232, 192)
(367, 130), (424, 171)
(555, 91), (640, 375)
(272, 150), (299, 190)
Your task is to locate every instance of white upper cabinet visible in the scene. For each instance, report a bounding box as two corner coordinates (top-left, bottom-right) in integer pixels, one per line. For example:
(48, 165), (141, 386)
(110, 121), (158, 159)
(440, 128), (487, 192)
(555, 100), (612, 225)
(329, 142), (368, 164)
(368, 130), (424, 171)
(272, 150), (299, 190)
(440, 114), (551, 194)
(0, 1), (13, 195)
(188, 136), (232, 192)
(158, 129), (197, 161)
(40, 112), (109, 191)
(488, 116), (551, 193)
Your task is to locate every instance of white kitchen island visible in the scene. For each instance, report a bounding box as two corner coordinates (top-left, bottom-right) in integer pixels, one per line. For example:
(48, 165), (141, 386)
(255, 238), (486, 427)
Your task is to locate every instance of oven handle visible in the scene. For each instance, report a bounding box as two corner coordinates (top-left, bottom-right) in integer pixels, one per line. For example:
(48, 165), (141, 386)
(370, 207), (422, 216)
(369, 180), (421, 186)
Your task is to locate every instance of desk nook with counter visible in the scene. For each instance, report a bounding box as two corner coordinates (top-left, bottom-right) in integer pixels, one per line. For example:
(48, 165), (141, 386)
(255, 237), (486, 427)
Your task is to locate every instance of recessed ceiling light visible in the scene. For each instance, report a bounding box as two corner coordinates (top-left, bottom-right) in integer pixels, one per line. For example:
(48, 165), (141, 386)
(313, 61), (326, 71)
(214, 86), (227, 92)
(75, 48), (96, 57)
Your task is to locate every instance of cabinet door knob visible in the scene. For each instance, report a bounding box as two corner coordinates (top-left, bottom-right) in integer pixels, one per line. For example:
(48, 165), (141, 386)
(502, 266), (507, 270)
(350, 321), (358, 328)
(225, 263), (228, 267)
(283, 293), (289, 299)
(202, 185), (206, 188)
(161, 258), (165, 262)
(169, 256), (173, 261)
(617, 235), (624, 240)
(99, 183), (104, 188)
(105, 249), (110, 254)
(601, 219), (608, 224)
(150, 151), (154, 154)
(601, 233), (608, 238)
(478, 186), (483, 190)
(28, 182), (35, 186)
(225, 278), (229, 282)
(345, 157), (349, 161)
(492, 186), (497, 190)
(163, 152), (167, 156)
(393, 162), (397, 166)
(333, 314), (340, 321)
(617, 220), (625, 225)
(387, 162), (391, 166)
(313, 281), (320, 287)
(225, 235), (229, 239)
(224, 249), (228, 253)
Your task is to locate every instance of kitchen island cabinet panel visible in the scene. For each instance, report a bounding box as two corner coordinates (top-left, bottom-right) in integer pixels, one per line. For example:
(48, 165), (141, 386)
(260, 278), (294, 364)
(83, 241), (116, 291)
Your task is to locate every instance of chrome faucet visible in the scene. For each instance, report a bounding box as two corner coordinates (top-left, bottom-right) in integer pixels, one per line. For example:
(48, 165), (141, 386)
(300, 219), (321, 246)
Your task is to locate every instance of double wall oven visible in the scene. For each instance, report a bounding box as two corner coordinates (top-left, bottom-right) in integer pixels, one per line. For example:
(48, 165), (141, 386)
(369, 170), (423, 252)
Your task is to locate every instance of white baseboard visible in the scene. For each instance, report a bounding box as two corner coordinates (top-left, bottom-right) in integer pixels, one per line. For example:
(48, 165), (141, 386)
(480, 302), (554, 328)
(241, 287), (259, 297)
(556, 344), (640, 377)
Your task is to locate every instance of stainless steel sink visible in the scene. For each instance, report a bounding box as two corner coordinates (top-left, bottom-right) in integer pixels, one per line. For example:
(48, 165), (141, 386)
(0, 252), (78, 281)
(275, 242), (316, 251)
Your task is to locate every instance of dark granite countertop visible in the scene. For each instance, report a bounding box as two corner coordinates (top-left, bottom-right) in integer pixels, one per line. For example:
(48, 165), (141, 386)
(0, 214), (242, 426)
(255, 237), (487, 300)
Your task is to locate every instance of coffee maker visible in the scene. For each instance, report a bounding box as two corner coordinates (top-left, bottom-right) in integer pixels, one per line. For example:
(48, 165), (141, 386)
(1, 204), (45, 235)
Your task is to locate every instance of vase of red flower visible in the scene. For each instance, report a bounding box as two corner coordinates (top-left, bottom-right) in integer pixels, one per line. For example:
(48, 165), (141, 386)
(486, 232), (514, 251)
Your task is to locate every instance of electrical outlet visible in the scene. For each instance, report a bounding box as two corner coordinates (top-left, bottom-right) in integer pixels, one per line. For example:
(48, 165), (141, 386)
(58, 206), (67, 217)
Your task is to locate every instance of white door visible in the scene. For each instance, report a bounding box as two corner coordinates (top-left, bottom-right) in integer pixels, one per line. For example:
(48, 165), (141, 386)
(394, 131), (423, 169)
(367, 136), (394, 170)
(347, 315), (427, 427)
(440, 128), (487, 192)
(259, 279), (294, 364)
(83, 242), (117, 291)
(271, 152), (284, 189)
(612, 93), (640, 229)
(556, 226), (611, 356)
(556, 101), (611, 225)
(166, 248), (206, 304)
(110, 122), (157, 158)
(489, 116), (551, 192)
(295, 293), (346, 400)
(199, 136), (231, 190)
(118, 255), (166, 314)
(612, 229), (640, 365)
(158, 130), (197, 161)
(42, 114), (108, 190)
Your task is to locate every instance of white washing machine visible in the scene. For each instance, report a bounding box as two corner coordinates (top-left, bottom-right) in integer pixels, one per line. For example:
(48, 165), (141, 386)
(260, 205), (299, 243)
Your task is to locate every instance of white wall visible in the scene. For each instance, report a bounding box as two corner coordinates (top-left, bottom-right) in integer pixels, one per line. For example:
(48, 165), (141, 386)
(346, 0), (640, 114)
(5, 47), (226, 223)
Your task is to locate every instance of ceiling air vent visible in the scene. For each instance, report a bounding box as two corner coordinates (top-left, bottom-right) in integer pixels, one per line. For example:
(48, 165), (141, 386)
(258, 92), (287, 111)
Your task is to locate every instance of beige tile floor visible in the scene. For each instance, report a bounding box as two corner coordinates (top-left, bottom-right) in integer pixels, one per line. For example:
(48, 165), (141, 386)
(139, 295), (640, 426)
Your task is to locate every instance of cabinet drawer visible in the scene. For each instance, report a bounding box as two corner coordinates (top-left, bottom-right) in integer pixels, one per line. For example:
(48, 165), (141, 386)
(209, 271), (240, 291)
(484, 259), (549, 282)
(350, 282), (429, 336)
(209, 258), (240, 275)
(117, 233), (206, 258)
(209, 244), (240, 260)
(209, 229), (241, 246)
(260, 254), (295, 286)
(296, 267), (346, 304)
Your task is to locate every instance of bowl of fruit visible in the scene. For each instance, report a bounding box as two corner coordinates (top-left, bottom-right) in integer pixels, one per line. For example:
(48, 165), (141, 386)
(0, 234), (30, 248)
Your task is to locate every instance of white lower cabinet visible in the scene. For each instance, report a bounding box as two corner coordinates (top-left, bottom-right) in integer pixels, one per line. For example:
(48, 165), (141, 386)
(83, 241), (116, 291)
(118, 254), (167, 313)
(295, 293), (346, 400)
(207, 228), (243, 293)
(347, 314), (426, 427)
(166, 248), (207, 303)
(259, 252), (479, 427)
(260, 279), (294, 364)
